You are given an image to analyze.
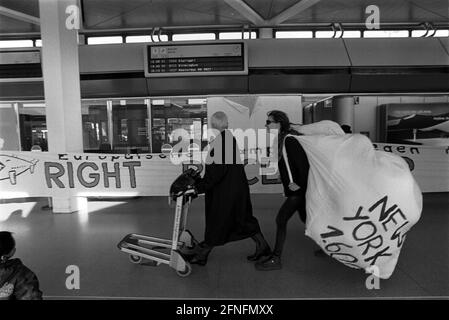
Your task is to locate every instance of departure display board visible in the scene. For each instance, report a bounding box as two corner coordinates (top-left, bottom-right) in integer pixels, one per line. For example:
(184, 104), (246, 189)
(144, 42), (247, 77)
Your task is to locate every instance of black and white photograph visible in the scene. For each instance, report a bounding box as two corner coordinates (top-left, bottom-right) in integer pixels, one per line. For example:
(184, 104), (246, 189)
(0, 0), (448, 312)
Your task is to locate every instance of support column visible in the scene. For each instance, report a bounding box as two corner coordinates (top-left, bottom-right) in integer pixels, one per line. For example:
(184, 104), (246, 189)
(39, 0), (86, 213)
(332, 96), (355, 131)
(259, 28), (274, 39)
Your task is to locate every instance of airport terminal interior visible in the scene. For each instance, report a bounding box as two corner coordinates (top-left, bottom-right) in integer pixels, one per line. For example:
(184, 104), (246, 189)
(0, 0), (448, 299)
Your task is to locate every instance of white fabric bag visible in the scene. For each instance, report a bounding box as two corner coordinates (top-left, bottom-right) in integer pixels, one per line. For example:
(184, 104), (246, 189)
(294, 120), (345, 136)
(283, 133), (422, 279)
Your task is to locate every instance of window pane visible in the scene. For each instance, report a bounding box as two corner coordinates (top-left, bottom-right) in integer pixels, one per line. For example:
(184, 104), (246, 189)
(435, 30), (449, 37)
(315, 31), (335, 38)
(151, 98), (207, 153)
(412, 30), (426, 37)
(412, 29), (449, 37)
(125, 35), (169, 43)
(172, 33), (216, 41)
(364, 30), (409, 38)
(126, 36), (152, 43)
(35, 40), (42, 47)
(111, 99), (149, 153)
(0, 103), (19, 150)
(343, 31), (361, 38)
(152, 118), (166, 153)
(275, 31), (313, 38)
(82, 100), (109, 153)
(219, 32), (256, 39)
(87, 36), (123, 44)
(18, 102), (47, 151)
(0, 40), (33, 48)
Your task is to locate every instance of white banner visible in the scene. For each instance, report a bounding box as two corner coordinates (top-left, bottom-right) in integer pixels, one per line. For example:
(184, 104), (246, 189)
(0, 151), (286, 199)
(373, 143), (449, 193)
(1, 142), (446, 199)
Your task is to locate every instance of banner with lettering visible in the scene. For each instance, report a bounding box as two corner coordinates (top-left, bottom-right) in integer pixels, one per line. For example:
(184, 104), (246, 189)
(289, 134), (423, 279)
(373, 143), (449, 192)
(0, 151), (285, 199)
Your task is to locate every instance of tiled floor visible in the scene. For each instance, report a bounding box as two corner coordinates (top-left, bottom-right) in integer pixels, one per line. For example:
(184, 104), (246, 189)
(0, 193), (448, 299)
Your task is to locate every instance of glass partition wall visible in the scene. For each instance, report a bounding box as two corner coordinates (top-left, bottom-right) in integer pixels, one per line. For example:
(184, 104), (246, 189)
(151, 98), (208, 153)
(8, 97), (208, 153)
(18, 102), (47, 151)
(82, 99), (109, 152)
(111, 99), (149, 153)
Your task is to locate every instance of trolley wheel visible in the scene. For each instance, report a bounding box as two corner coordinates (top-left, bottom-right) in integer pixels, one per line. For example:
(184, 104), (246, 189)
(129, 254), (143, 264)
(176, 263), (192, 277)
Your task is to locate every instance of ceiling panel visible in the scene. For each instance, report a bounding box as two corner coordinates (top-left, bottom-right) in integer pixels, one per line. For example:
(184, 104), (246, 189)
(0, 15), (39, 33)
(82, 0), (249, 30)
(0, 0), (39, 34)
(80, 0), (449, 30)
(244, 0), (300, 20)
(284, 0), (449, 24)
(0, 0), (39, 17)
(0, 0), (447, 35)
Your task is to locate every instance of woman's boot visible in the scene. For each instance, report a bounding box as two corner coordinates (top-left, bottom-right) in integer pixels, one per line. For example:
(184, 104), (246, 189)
(247, 232), (271, 261)
(255, 254), (282, 271)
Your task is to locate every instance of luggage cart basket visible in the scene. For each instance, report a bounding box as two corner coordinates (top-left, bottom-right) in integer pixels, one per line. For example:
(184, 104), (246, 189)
(117, 168), (200, 277)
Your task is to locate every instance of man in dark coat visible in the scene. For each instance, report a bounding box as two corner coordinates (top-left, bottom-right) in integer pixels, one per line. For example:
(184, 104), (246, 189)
(188, 112), (270, 265)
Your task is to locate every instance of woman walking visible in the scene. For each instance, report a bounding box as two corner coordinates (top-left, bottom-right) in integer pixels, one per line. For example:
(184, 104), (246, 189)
(255, 110), (312, 271)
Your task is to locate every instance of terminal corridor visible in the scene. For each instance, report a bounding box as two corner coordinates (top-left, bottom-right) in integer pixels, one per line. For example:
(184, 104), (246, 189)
(1, 193), (447, 299)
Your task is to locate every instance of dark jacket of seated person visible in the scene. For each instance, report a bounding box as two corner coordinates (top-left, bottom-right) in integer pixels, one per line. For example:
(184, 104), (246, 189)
(0, 231), (42, 300)
(0, 258), (42, 300)
(195, 129), (261, 247)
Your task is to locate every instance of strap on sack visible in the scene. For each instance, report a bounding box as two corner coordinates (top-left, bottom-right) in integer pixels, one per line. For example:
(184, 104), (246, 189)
(282, 135), (294, 184)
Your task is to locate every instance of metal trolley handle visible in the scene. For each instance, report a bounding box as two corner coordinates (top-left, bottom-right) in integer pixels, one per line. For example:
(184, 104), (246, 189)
(168, 187), (197, 206)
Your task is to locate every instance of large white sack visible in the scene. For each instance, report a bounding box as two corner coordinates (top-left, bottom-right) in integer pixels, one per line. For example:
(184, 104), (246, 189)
(285, 134), (422, 279)
(294, 120), (345, 136)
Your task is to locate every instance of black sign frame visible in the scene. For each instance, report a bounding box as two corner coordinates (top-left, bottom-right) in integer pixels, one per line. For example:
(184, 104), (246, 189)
(144, 41), (248, 77)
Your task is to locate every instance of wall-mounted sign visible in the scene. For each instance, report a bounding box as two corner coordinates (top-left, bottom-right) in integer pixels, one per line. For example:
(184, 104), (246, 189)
(378, 103), (449, 146)
(144, 41), (248, 77)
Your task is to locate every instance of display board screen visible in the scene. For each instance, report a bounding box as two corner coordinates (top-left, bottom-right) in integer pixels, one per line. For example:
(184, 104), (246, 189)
(144, 42), (247, 77)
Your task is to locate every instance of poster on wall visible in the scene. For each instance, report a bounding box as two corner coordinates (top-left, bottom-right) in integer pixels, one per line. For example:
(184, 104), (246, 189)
(206, 95), (302, 193)
(379, 103), (449, 146)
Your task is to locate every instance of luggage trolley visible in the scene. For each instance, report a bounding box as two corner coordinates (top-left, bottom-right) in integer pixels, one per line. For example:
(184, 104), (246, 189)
(117, 168), (200, 277)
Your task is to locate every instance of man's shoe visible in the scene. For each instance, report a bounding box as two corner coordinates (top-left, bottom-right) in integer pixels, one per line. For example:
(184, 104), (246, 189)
(255, 255), (282, 271)
(247, 245), (271, 262)
(189, 243), (212, 266)
(189, 254), (208, 266)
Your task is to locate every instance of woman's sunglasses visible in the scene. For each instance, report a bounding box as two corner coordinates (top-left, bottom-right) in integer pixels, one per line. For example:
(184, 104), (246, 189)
(266, 120), (277, 125)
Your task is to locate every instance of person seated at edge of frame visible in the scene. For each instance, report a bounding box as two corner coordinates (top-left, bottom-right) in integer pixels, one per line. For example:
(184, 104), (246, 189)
(255, 110), (324, 271)
(0, 231), (43, 300)
(186, 111), (271, 266)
